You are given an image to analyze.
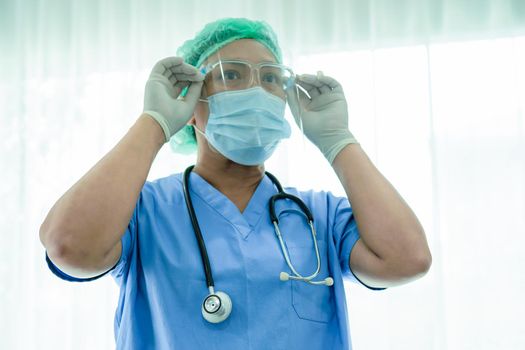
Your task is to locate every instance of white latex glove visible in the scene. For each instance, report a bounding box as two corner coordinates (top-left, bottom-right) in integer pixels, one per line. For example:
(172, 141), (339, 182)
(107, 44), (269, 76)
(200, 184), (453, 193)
(143, 57), (204, 142)
(286, 72), (358, 164)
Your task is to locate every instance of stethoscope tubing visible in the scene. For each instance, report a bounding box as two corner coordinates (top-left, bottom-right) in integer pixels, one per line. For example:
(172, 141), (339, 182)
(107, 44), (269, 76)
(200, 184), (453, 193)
(183, 165), (215, 289)
(183, 165), (330, 291)
(273, 220), (322, 282)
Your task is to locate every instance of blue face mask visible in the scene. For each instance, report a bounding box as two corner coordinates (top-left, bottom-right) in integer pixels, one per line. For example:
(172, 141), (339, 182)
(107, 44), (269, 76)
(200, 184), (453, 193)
(196, 87), (291, 166)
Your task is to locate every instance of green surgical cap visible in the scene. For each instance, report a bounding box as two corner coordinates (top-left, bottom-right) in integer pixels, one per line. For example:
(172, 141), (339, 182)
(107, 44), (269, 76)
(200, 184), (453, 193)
(169, 17), (283, 154)
(177, 17), (282, 68)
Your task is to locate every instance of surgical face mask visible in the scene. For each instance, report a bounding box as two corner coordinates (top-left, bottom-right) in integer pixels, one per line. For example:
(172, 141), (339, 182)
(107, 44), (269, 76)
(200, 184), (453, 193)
(196, 87), (291, 166)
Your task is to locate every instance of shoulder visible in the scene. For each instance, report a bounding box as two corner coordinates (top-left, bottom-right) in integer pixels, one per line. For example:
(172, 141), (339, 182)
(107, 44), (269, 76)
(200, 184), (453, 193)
(139, 172), (185, 206)
(276, 185), (353, 235)
(281, 185), (350, 213)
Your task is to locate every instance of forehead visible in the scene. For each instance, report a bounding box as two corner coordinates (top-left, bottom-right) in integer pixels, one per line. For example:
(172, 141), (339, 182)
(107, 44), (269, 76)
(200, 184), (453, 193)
(205, 39), (277, 65)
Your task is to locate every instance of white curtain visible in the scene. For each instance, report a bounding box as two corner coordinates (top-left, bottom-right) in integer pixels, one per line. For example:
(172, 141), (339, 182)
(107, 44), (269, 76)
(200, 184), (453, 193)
(1, 1), (524, 349)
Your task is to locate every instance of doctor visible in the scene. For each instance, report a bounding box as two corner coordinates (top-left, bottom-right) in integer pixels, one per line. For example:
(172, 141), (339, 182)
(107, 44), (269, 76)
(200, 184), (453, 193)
(40, 18), (432, 350)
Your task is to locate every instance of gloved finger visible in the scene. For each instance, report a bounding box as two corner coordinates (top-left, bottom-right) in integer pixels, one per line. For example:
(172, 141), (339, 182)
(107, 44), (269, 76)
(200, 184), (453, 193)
(174, 81), (190, 89)
(317, 74), (344, 94)
(298, 74), (325, 89)
(161, 56), (184, 67)
(302, 73), (344, 95)
(145, 74), (180, 98)
(305, 86), (321, 99)
(183, 81), (204, 105)
(171, 73), (205, 82)
(169, 62), (203, 78)
(299, 72), (337, 95)
(167, 68), (204, 89)
(167, 73), (178, 86)
(295, 78), (320, 98)
(301, 79), (329, 95)
(314, 71), (332, 94)
(308, 93), (344, 114)
(152, 57), (184, 75)
(319, 85), (331, 94)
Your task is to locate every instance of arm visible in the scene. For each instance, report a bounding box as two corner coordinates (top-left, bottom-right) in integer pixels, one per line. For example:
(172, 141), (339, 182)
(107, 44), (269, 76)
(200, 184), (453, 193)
(288, 72), (431, 288)
(332, 143), (432, 288)
(40, 57), (204, 279)
(39, 114), (164, 278)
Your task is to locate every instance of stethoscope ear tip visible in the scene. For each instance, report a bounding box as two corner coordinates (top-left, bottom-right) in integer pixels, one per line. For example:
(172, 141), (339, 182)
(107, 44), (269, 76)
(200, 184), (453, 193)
(280, 271), (334, 286)
(279, 272), (290, 281)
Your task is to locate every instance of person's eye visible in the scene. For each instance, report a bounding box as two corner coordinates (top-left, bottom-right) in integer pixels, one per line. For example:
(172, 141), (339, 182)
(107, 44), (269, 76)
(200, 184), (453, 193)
(262, 73), (280, 84)
(222, 70), (241, 81)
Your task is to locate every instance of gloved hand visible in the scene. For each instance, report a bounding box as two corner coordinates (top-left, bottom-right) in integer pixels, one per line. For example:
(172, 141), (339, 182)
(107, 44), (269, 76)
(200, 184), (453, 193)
(143, 57), (204, 142)
(286, 72), (358, 164)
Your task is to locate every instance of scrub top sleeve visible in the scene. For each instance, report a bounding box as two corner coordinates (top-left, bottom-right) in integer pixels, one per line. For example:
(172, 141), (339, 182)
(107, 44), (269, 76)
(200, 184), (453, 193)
(44, 191), (141, 283)
(110, 199), (139, 281)
(45, 251), (120, 282)
(332, 195), (387, 291)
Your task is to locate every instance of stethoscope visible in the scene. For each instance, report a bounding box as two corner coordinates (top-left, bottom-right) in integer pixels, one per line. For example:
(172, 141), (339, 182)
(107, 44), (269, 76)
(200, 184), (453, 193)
(182, 165), (333, 324)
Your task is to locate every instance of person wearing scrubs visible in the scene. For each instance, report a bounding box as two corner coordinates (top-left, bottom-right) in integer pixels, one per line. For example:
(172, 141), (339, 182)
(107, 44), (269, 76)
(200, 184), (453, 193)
(39, 18), (432, 350)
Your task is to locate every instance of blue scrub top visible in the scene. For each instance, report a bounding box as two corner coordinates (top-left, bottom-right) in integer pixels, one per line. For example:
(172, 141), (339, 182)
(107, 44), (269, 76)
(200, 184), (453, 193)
(46, 171), (385, 349)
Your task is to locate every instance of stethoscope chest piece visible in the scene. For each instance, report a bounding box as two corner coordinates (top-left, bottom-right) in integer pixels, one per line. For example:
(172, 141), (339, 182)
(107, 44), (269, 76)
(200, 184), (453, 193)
(183, 165), (333, 325)
(202, 291), (232, 323)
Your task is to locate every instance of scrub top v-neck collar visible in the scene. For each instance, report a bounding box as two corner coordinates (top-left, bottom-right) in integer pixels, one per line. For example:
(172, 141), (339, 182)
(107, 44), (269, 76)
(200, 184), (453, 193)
(185, 171), (276, 240)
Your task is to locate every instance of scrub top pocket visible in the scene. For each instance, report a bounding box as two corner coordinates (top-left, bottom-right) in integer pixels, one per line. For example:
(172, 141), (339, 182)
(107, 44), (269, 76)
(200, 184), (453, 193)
(289, 241), (336, 323)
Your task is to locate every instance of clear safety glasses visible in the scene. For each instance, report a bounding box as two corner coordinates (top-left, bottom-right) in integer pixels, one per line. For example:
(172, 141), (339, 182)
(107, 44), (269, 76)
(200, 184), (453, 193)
(200, 59), (295, 100)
